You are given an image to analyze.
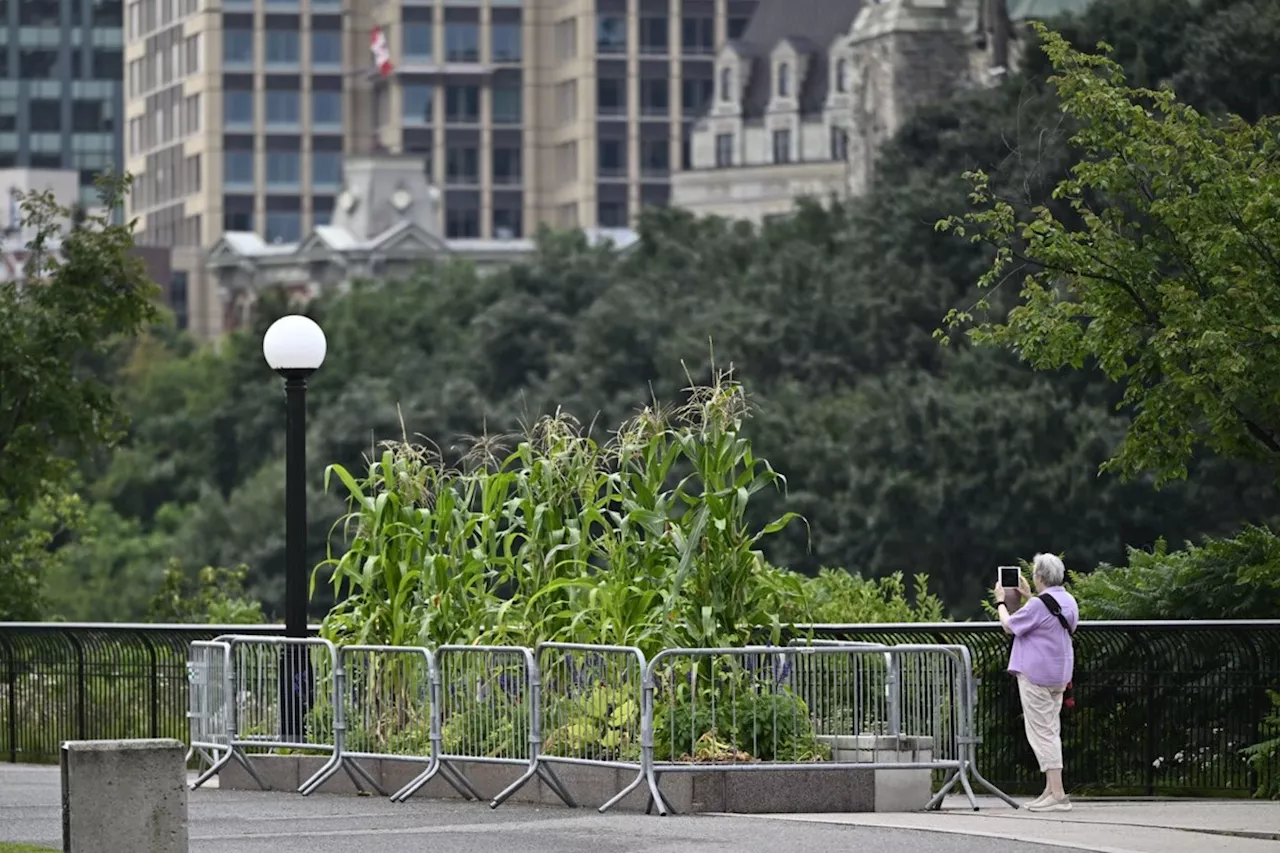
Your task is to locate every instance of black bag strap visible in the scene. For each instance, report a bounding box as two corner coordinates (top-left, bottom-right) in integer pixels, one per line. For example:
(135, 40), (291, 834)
(1038, 592), (1075, 636)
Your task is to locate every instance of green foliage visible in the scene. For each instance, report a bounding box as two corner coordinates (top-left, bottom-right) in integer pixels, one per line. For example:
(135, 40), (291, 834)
(941, 25), (1280, 486)
(543, 683), (642, 762)
(1242, 691), (1280, 799)
(0, 487), (85, 621)
(147, 560), (266, 624)
(1071, 525), (1280, 620)
(789, 571), (945, 624)
(317, 371), (804, 656)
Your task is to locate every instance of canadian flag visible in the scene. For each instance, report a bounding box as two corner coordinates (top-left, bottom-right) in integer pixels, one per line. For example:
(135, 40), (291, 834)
(370, 26), (392, 77)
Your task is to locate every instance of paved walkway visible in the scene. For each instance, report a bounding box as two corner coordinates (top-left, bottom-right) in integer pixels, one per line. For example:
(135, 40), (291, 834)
(3, 765), (1278, 853)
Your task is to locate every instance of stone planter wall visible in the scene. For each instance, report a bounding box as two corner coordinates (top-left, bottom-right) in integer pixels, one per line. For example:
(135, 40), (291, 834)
(217, 749), (936, 813)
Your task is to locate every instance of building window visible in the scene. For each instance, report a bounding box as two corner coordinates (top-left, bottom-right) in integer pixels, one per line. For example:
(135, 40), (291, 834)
(640, 78), (668, 116)
(224, 90), (253, 126)
(597, 16), (625, 53)
(772, 128), (791, 164)
(266, 151), (301, 186)
(224, 209), (253, 231)
(444, 85), (480, 122)
(597, 78), (625, 116)
(312, 31), (341, 66)
(446, 206), (479, 238)
(265, 211), (301, 243)
(403, 84), (434, 123)
(492, 83), (521, 124)
(830, 126), (848, 160)
(639, 17), (667, 54)
(492, 147), (521, 185)
(777, 62), (789, 97)
(492, 205), (522, 239)
(553, 18), (577, 59)
(445, 146), (479, 183)
(682, 16), (713, 54)
(312, 150), (342, 187)
(313, 90), (342, 126)
(714, 133), (732, 167)
(403, 22), (433, 59)
(728, 16), (749, 39)
(835, 58), (849, 93)
(596, 199), (627, 228)
(265, 90), (300, 125)
(492, 23), (521, 62)
(445, 23), (479, 62)
(597, 139), (624, 178)
(224, 150), (254, 186)
(640, 138), (668, 176)
(21, 50), (61, 78)
(30, 99), (61, 132)
(719, 67), (732, 102)
(170, 271), (189, 331)
(265, 31), (300, 65)
(224, 29), (253, 65)
(21, 0), (61, 27)
(682, 78), (712, 113)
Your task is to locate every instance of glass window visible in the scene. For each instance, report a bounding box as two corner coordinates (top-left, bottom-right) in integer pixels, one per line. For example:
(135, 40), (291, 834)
(597, 78), (625, 115)
(491, 23), (521, 62)
(597, 199), (627, 228)
(224, 150), (254, 185)
(265, 31), (299, 64)
(402, 84), (434, 123)
(224, 209), (253, 231)
(312, 90), (342, 126)
(492, 147), (521, 184)
(311, 31), (341, 66)
(403, 22), (433, 59)
(224, 90), (253, 125)
(444, 85), (479, 122)
(445, 146), (478, 183)
(719, 67), (732, 102)
(830, 126), (848, 160)
(170, 270), (189, 330)
(640, 78), (668, 116)
(771, 128), (790, 164)
(715, 132), (732, 167)
(641, 138), (668, 176)
(492, 84), (521, 124)
(492, 205), (522, 238)
(445, 206), (479, 238)
(597, 139), (624, 177)
(445, 23), (479, 62)
(597, 16), (625, 53)
(639, 17), (667, 54)
(224, 29), (253, 64)
(682, 77), (712, 112)
(777, 63), (789, 97)
(312, 150), (342, 186)
(266, 151), (300, 185)
(20, 0), (61, 26)
(265, 90), (300, 125)
(265, 210), (301, 243)
(682, 16), (713, 53)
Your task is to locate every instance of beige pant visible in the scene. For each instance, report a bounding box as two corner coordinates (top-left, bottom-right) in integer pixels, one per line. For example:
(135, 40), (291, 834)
(1017, 674), (1065, 772)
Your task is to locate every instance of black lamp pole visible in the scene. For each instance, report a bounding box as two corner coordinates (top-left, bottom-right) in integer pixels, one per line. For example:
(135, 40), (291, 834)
(279, 367), (315, 742)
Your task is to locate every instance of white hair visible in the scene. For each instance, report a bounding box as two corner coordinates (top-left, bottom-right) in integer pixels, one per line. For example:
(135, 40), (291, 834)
(1033, 553), (1066, 587)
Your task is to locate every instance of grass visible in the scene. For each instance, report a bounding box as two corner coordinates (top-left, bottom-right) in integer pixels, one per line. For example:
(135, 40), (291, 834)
(0, 845), (57, 852)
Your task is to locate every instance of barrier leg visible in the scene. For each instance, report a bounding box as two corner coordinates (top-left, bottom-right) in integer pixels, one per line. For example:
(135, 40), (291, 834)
(342, 757), (388, 797)
(969, 763), (1019, 809)
(644, 768), (670, 817)
(536, 763), (576, 808)
(228, 749), (270, 791)
(190, 747), (234, 791)
(489, 762), (538, 809)
(926, 769), (962, 810)
(957, 763), (979, 811)
(599, 768), (645, 814)
(299, 752), (342, 796)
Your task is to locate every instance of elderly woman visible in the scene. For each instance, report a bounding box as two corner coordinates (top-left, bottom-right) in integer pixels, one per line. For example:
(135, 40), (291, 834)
(994, 552), (1079, 813)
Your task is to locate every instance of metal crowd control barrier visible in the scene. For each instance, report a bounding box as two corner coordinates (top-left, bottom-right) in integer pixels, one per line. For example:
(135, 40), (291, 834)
(644, 644), (1016, 815)
(186, 640), (232, 776)
(190, 636), (341, 794)
(536, 643), (658, 813)
(401, 645), (573, 809)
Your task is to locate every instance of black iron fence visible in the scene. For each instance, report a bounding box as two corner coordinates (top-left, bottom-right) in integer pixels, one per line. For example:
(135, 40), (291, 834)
(2, 621), (1277, 797)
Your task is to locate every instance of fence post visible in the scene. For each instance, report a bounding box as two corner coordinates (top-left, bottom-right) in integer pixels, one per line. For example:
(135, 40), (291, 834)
(67, 631), (87, 740)
(140, 631), (160, 739)
(1143, 665), (1155, 797)
(3, 634), (16, 763)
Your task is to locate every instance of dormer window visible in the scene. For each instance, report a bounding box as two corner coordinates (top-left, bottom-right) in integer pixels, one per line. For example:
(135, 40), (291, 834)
(836, 59), (849, 93)
(719, 66), (732, 102)
(777, 62), (790, 97)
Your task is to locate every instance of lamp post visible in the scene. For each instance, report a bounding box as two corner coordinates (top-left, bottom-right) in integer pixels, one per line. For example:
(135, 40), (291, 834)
(262, 314), (327, 741)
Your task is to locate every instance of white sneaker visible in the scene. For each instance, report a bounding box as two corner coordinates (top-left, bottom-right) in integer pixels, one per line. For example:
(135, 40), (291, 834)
(1024, 793), (1051, 809)
(1027, 796), (1072, 813)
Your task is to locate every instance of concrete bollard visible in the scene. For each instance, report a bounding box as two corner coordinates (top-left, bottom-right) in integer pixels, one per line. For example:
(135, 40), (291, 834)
(61, 739), (189, 853)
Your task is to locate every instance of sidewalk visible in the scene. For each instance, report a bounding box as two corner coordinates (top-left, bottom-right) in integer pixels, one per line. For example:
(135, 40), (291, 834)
(744, 796), (1280, 853)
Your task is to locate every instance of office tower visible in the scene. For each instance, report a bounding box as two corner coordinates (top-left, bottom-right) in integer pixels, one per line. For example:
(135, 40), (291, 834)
(0, 0), (125, 214)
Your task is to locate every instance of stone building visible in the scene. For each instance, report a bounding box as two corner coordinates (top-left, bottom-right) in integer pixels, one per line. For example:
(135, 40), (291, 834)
(671, 0), (1090, 221)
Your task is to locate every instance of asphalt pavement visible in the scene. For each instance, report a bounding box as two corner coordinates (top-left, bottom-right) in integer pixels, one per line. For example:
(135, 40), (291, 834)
(3, 764), (1279, 853)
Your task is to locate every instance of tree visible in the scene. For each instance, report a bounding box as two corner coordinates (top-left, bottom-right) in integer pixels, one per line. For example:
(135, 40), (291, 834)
(941, 25), (1280, 486)
(0, 177), (159, 618)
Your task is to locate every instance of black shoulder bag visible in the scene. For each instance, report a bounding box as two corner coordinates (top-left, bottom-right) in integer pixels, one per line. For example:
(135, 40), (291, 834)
(1038, 592), (1077, 709)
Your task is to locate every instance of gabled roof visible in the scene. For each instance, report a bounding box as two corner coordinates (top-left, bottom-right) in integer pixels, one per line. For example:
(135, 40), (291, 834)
(732, 0), (865, 118)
